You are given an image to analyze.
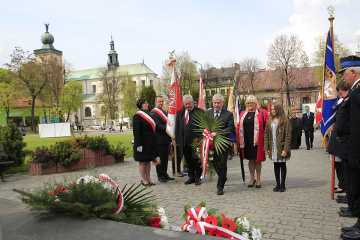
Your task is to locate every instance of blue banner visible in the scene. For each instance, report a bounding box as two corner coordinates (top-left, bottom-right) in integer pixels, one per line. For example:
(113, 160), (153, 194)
(321, 31), (337, 137)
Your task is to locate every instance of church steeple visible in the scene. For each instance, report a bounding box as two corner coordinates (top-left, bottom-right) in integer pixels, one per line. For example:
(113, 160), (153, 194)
(107, 35), (119, 68)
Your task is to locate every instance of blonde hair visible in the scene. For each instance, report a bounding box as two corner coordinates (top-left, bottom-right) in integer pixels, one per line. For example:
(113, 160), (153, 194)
(245, 95), (259, 110)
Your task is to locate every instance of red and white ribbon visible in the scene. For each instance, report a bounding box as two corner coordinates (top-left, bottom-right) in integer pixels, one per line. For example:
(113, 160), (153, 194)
(151, 108), (167, 123)
(201, 128), (217, 178)
(98, 174), (124, 214)
(181, 206), (249, 240)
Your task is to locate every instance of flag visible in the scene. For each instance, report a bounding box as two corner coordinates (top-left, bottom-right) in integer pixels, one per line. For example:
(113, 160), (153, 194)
(321, 30), (337, 138)
(234, 96), (241, 126)
(198, 76), (204, 110)
(267, 101), (271, 114)
(166, 59), (182, 139)
(315, 90), (322, 125)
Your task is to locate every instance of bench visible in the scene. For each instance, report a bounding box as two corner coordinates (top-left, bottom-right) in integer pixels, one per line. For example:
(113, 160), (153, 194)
(0, 147), (14, 182)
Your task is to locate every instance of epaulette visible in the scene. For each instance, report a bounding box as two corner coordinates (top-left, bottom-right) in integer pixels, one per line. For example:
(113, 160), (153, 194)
(356, 82), (360, 88)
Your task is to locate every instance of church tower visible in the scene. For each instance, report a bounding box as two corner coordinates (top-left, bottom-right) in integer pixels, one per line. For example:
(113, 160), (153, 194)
(107, 36), (119, 68)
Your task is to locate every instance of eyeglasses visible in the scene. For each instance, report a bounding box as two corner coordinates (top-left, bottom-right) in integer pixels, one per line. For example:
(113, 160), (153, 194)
(246, 102), (254, 105)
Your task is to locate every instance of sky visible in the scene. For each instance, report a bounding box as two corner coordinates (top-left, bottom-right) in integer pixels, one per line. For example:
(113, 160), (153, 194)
(1, 0), (359, 77)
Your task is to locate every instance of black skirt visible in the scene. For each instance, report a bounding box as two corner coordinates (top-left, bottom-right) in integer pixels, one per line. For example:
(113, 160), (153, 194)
(243, 114), (258, 160)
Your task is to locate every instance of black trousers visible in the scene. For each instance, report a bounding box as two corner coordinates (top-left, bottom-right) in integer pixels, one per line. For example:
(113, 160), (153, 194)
(183, 146), (201, 178)
(156, 144), (170, 178)
(217, 147), (230, 190)
(304, 131), (314, 149)
(335, 161), (345, 190)
(346, 159), (360, 217)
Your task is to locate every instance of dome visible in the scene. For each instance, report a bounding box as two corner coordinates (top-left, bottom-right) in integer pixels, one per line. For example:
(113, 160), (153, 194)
(41, 32), (54, 45)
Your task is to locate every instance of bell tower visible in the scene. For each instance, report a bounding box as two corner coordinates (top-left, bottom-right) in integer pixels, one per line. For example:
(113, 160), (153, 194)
(107, 35), (119, 68)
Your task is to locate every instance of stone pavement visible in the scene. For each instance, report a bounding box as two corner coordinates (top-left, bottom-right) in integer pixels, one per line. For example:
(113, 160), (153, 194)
(0, 132), (353, 239)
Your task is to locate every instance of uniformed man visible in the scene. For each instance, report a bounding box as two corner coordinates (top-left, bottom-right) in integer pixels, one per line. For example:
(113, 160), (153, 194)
(336, 55), (360, 240)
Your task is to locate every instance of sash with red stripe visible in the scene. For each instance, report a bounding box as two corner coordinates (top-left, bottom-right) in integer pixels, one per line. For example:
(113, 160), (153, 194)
(151, 108), (168, 123)
(136, 111), (156, 133)
(135, 111), (160, 165)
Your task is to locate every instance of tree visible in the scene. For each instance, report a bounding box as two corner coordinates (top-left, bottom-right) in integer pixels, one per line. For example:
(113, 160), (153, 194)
(267, 34), (309, 106)
(60, 80), (83, 122)
(120, 72), (138, 119)
(159, 50), (198, 97)
(96, 67), (122, 120)
(5, 47), (48, 132)
(0, 68), (19, 122)
(140, 85), (156, 111)
(239, 57), (262, 95)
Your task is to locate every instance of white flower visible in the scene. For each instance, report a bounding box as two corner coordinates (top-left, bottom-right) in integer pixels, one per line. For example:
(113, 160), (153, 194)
(209, 157), (213, 160)
(158, 207), (166, 216)
(242, 232), (249, 239)
(237, 217), (250, 231)
(251, 227), (262, 240)
(76, 175), (100, 184)
(160, 215), (169, 229)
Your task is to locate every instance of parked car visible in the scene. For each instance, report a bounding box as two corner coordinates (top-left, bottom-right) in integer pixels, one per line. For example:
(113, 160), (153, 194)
(90, 124), (105, 130)
(18, 126), (26, 136)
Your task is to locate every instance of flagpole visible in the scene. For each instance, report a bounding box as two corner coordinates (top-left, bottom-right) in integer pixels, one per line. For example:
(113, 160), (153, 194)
(327, 5), (335, 200)
(172, 62), (179, 182)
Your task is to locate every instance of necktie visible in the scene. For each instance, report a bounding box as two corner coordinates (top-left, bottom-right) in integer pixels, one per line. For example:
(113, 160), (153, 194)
(185, 111), (189, 125)
(215, 111), (219, 118)
(307, 113), (310, 118)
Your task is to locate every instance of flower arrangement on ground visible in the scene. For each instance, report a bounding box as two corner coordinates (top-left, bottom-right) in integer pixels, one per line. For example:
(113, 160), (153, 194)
(192, 111), (231, 179)
(13, 173), (163, 227)
(181, 201), (264, 240)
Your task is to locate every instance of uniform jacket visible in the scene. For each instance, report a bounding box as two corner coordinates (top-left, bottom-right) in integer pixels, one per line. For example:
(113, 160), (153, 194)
(150, 108), (171, 145)
(175, 106), (203, 159)
(236, 109), (269, 162)
(349, 80), (360, 161)
(302, 112), (315, 131)
(132, 110), (158, 161)
(264, 117), (292, 160)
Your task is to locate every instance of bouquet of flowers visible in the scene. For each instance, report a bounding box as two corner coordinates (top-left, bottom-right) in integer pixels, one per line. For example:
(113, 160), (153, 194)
(181, 202), (264, 240)
(192, 111), (231, 179)
(13, 174), (162, 227)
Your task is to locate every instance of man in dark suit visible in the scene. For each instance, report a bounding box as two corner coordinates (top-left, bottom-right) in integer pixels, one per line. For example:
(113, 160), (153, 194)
(150, 96), (174, 183)
(176, 94), (203, 186)
(337, 55), (360, 240)
(207, 94), (235, 195)
(302, 106), (315, 150)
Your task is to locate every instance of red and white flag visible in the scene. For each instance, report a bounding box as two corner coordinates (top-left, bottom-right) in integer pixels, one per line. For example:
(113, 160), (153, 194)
(198, 76), (204, 110)
(166, 59), (182, 139)
(315, 90), (322, 125)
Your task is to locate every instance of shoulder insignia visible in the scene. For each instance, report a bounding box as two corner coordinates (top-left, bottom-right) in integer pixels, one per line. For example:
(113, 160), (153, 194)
(356, 82), (360, 88)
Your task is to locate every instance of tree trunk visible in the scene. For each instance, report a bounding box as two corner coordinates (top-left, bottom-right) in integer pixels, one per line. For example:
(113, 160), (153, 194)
(31, 96), (36, 132)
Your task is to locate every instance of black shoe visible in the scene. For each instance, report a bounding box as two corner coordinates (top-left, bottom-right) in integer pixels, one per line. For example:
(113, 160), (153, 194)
(341, 207), (349, 212)
(217, 189), (224, 195)
(141, 180), (150, 187)
(341, 228), (360, 239)
(149, 181), (156, 186)
(248, 180), (256, 188)
(339, 209), (356, 218)
(307, 148), (310, 150)
(335, 189), (345, 193)
(338, 195), (347, 199)
(273, 186), (280, 192)
(256, 184), (261, 188)
(342, 223), (360, 233)
(184, 177), (195, 185)
(158, 177), (167, 183)
(164, 175), (175, 180)
(311, 143), (313, 148)
(279, 186), (286, 192)
(337, 198), (349, 204)
(195, 178), (201, 186)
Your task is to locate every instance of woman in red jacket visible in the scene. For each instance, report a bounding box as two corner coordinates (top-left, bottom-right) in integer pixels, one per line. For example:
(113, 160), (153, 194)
(236, 95), (268, 188)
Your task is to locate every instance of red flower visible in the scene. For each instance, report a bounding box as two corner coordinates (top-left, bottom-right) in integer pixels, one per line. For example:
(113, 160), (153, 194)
(209, 141), (215, 149)
(221, 216), (236, 232)
(152, 222), (161, 228)
(195, 138), (199, 142)
(71, 182), (77, 187)
(205, 216), (218, 226)
(49, 191), (56, 195)
(55, 186), (61, 191)
(208, 228), (222, 237)
(149, 214), (161, 227)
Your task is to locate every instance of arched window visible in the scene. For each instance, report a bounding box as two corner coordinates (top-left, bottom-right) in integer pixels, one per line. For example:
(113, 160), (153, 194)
(85, 107), (92, 117)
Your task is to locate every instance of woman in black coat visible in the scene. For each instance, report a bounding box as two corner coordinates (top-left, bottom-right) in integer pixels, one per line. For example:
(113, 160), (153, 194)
(133, 98), (158, 186)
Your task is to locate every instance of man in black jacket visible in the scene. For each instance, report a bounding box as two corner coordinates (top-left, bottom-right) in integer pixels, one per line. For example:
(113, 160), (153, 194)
(207, 94), (235, 195)
(150, 96), (174, 183)
(337, 56), (360, 240)
(176, 94), (203, 186)
(302, 106), (315, 150)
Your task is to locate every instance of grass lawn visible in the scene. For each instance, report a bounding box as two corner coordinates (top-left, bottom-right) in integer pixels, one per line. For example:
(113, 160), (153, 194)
(4, 134), (134, 174)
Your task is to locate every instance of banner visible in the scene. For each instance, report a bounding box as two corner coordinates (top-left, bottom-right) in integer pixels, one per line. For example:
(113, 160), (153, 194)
(321, 30), (337, 138)
(198, 76), (204, 110)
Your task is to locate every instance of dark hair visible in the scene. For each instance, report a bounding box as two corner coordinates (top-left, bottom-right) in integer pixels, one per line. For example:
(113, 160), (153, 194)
(336, 81), (351, 91)
(136, 98), (147, 109)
